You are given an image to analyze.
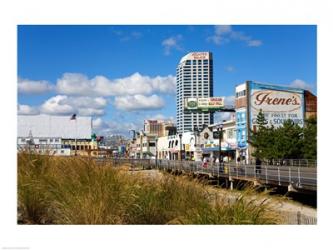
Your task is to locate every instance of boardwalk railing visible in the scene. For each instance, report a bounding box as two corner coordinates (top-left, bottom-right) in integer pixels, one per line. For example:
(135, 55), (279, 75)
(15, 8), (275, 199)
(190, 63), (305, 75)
(249, 159), (317, 168)
(98, 158), (317, 191)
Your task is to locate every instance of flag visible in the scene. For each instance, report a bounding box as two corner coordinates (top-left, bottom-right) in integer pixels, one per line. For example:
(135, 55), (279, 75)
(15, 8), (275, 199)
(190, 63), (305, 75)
(70, 114), (77, 120)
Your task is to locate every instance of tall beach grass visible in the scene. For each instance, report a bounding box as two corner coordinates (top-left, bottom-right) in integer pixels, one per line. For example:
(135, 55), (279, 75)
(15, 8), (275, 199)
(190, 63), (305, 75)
(18, 153), (281, 224)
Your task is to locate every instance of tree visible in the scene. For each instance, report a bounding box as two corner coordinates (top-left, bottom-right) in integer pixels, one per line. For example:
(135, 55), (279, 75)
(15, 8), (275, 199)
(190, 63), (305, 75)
(275, 120), (304, 159)
(303, 117), (317, 159)
(249, 113), (317, 161)
(250, 109), (270, 160)
(256, 109), (268, 129)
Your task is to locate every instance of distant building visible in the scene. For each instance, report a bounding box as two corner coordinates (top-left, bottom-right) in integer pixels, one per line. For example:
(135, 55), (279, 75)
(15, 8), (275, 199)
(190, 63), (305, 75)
(104, 134), (128, 148)
(128, 131), (157, 159)
(144, 119), (176, 137)
(156, 119), (236, 162)
(304, 90), (317, 119)
(176, 52), (214, 133)
(17, 114), (96, 156)
(156, 133), (193, 161)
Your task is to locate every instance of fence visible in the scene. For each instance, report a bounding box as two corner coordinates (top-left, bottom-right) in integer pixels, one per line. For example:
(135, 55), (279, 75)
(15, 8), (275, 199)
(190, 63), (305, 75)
(101, 158), (317, 192)
(250, 159), (317, 168)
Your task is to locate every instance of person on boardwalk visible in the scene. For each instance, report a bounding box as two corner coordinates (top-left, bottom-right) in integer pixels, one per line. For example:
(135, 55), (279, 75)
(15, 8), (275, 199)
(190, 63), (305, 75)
(255, 158), (262, 175)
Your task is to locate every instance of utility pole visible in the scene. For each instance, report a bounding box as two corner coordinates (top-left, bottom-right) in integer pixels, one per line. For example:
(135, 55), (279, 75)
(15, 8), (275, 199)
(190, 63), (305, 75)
(75, 118), (77, 156)
(70, 114), (77, 156)
(155, 137), (158, 168)
(140, 132), (143, 159)
(179, 133), (183, 161)
(217, 124), (224, 170)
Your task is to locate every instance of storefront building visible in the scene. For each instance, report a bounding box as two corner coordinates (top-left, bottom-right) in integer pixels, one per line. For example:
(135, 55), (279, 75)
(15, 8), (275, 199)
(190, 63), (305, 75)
(235, 81), (316, 163)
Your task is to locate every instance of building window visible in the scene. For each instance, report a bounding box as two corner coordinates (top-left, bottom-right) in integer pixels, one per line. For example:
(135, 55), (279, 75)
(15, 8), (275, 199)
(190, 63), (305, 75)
(227, 129), (234, 139)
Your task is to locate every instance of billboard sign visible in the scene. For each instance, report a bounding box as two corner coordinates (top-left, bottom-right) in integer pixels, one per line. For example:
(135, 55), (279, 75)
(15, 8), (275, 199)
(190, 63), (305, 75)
(185, 98), (198, 110)
(191, 52), (209, 60)
(184, 97), (224, 111)
(248, 82), (304, 128)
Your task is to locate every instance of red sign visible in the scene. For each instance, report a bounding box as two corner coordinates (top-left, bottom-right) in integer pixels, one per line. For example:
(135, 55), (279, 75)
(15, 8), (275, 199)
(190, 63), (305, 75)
(251, 90), (302, 112)
(191, 52), (208, 60)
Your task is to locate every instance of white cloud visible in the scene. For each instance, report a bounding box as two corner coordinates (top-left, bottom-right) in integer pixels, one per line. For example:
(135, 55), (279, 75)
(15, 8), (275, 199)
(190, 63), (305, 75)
(92, 117), (109, 130)
(214, 95), (235, 123)
(207, 25), (232, 45)
(39, 95), (107, 116)
(78, 108), (105, 116)
(215, 112), (233, 123)
(17, 104), (40, 115)
(161, 35), (183, 55)
(131, 31), (142, 39)
(225, 66), (235, 72)
(64, 96), (108, 109)
(207, 25), (263, 47)
(145, 113), (175, 123)
(112, 29), (143, 42)
(114, 94), (165, 111)
(224, 95), (235, 106)
(247, 40), (263, 47)
(92, 118), (141, 136)
(289, 79), (314, 91)
(56, 72), (176, 96)
(39, 95), (76, 115)
(55, 73), (85, 95)
(18, 78), (54, 94)
(215, 25), (232, 35)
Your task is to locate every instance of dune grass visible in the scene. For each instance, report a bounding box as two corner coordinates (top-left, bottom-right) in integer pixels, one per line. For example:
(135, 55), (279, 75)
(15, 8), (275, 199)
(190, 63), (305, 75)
(18, 153), (281, 224)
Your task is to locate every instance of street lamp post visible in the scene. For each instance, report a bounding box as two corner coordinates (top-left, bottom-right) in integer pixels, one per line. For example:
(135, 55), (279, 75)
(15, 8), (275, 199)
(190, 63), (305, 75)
(155, 137), (158, 168)
(194, 125), (199, 161)
(179, 133), (183, 161)
(140, 132), (143, 159)
(217, 125), (224, 170)
(75, 119), (77, 156)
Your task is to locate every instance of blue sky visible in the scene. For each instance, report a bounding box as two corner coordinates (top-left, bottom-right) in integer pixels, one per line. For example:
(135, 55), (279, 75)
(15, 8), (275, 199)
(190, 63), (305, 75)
(17, 25), (317, 136)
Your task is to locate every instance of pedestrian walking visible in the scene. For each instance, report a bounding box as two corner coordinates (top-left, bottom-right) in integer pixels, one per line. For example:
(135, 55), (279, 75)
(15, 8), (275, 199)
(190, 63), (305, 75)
(255, 158), (262, 175)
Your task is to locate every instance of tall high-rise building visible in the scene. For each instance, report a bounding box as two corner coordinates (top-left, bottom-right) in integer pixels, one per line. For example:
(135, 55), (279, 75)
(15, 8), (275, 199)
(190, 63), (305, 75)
(176, 52), (214, 133)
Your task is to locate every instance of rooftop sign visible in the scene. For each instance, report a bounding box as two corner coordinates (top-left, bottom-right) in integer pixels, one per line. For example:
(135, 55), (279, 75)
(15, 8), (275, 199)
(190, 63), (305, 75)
(184, 97), (224, 111)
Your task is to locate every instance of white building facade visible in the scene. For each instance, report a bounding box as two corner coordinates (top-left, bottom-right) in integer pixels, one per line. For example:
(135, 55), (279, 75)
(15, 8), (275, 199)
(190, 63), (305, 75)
(176, 52), (214, 133)
(17, 114), (92, 156)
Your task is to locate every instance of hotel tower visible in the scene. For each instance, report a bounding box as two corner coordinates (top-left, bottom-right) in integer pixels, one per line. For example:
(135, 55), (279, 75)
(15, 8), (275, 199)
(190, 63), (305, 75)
(176, 52), (214, 133)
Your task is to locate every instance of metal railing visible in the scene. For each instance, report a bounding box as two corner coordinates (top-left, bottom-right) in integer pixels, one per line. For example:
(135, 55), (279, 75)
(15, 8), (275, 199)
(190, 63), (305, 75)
(97, 158), (317, 191)
(249, 159), (317, 168)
